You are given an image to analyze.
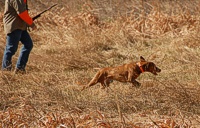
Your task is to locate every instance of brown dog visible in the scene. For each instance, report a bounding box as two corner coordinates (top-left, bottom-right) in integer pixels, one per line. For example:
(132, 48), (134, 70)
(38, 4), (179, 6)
(82, 56), (161, 90)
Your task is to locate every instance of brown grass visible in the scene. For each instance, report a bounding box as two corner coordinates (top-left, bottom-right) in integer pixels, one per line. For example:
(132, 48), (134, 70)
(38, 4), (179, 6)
(0, 0), (200, 127)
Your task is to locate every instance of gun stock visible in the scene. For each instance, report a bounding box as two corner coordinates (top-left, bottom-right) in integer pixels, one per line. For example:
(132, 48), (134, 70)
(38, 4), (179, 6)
(32, 4), (57, 21)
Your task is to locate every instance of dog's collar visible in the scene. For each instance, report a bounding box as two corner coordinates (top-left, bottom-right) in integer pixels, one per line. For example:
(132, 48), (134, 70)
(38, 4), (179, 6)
(136, 62), (145, 73)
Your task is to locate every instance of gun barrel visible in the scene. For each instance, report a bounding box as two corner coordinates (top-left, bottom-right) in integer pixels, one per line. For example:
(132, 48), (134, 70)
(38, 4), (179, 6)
(32, 4), (57, 21)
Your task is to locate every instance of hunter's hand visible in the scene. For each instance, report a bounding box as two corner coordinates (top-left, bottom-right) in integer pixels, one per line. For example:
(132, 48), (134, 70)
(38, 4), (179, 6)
(30, 23), (37, 30)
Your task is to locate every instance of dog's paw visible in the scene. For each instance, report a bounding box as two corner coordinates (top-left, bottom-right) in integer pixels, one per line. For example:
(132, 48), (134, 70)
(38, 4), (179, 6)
(101, 86), (106, 89)
(81, 86), (87, 91)
(135, 82), (141, 88)
(132, 81), (141, 88)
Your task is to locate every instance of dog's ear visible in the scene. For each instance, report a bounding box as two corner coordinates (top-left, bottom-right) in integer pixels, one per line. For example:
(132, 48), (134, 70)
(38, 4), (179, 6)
(140, 56), (146, 62)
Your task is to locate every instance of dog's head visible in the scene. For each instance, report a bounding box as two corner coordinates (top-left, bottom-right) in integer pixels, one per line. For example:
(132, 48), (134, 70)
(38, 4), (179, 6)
(137, 56), (161, 75)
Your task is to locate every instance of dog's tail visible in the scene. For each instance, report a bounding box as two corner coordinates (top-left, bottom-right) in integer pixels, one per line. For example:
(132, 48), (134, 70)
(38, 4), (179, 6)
(81, 70), (102, 91)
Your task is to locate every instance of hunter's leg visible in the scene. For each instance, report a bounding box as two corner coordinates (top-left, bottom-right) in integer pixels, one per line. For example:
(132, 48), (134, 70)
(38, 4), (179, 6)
(2, 29), (21, 71)
(16, 30), (33, 71)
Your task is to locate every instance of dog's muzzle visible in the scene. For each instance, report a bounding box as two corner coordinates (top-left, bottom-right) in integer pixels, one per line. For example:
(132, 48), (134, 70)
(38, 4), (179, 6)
(152, 67), (161, 75)
(154, 67), (161, 75)
(156, 67), (161, 72)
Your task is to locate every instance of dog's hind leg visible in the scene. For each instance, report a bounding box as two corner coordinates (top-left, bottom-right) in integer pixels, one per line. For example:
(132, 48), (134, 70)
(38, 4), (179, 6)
(100, 81), (106, 89)
(82, 71), (102, 90)
(104, 78), (113, 87)
(100, 78), (113, 89)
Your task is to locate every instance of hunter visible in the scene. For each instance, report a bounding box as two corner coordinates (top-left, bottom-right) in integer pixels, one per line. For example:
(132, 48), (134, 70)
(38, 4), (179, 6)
(2, 0), (36, 73)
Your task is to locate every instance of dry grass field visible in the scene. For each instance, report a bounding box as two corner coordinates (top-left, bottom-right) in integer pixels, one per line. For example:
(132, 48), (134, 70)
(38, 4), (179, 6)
(0, 0), (200, 127)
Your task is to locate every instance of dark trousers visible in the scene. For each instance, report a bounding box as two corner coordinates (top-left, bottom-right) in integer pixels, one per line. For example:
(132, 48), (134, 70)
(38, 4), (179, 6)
(2, 29), (33, 70)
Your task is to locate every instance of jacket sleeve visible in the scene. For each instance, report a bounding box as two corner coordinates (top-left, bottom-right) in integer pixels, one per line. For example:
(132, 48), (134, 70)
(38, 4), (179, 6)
(12, 0), (33, 26)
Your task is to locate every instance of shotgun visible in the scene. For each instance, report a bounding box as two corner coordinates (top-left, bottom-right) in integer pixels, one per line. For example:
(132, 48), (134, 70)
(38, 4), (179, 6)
(32, 4), (57, 21)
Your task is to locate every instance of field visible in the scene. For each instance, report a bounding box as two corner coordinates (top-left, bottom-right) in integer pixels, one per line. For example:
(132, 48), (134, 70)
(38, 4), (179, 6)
(0, 0), (200, 127)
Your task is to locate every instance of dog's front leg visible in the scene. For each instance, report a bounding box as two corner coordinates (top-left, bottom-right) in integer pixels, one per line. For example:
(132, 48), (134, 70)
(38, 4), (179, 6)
(127, 70), (133, 82)
(131, 79), (141, 88)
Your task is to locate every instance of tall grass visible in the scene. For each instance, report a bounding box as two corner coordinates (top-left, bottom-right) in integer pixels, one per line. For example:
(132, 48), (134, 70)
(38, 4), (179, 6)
(0, 0), (200, 127)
